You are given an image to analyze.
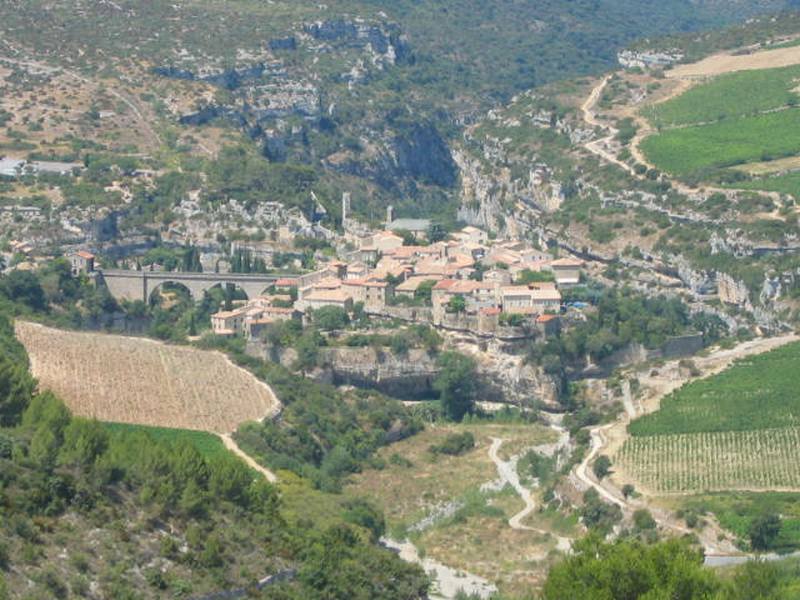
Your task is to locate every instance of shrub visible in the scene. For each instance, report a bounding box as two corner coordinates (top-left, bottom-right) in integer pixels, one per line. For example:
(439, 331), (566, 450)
(593, 455), (612, 479)
(430, 432), (475, 456)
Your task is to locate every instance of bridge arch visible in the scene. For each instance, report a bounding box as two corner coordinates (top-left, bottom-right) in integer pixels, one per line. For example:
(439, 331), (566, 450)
(98, 269), (290, 304)
(148, 280), (198, 306)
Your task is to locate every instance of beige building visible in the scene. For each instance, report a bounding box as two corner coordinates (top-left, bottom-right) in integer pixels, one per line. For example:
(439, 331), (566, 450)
(501, 284), (562, 314)
(551, 258), (583, 285)
(302, 288), (354, 312)
(342, 278), (392, 310)
(395, 275), (443, 299)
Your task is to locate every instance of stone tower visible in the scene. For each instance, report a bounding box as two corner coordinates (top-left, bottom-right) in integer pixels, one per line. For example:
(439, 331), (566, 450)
(342, 192), (351, 227)
(386, 205), (394, 227)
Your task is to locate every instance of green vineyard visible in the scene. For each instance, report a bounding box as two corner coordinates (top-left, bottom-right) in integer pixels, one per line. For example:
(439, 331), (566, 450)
(619, 427), (800, 493)
(620, 342), (800, 493)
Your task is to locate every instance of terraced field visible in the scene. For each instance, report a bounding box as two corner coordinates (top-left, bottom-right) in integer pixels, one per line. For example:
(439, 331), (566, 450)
(15, 321), (279, 433)
(618, 341), (800, 494)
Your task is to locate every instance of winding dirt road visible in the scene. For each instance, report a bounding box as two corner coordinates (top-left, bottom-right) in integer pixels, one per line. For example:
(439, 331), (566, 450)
(580, 76), (636, 176)
(488, 437), (572, 552)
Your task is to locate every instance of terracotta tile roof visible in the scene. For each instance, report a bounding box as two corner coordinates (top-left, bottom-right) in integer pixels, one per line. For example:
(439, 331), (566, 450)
(396, 275), (443, 291)
(305, 289), (353, 303)
(433, 279), (459, 290)
(75, 250), (95, 260)
(537, 314), (559, 323)
(274, 278), (298, 287)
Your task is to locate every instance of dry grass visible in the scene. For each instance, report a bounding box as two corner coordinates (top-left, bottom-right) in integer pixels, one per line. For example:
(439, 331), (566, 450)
(15, 321), (279, 433)
(346, 423), (555, 528)
(345, 422), (563, 596)
(668, 45), (800, 79)
(731, 154), (800, 175)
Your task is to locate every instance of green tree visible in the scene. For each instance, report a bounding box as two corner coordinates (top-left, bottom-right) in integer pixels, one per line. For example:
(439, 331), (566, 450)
(593, 455), (612, 479)
(312, 306), (350, 331)
(293, 331), (323, 373)
(542, 535), (719, 600)
(414, 280), (436, 305)
(29, 424), (60, 470)
(434, 351), (477, 421)
(58, 418), (109, 467)
(1, 270), (46, 311)
(0, 353), (35, 426)
(749, 513), (781, 551)
(726, 560), (784, 600)
(447, 294), (466, 313)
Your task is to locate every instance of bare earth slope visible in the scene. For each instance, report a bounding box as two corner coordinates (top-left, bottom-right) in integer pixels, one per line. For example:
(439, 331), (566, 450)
(15, 321), (280, 433)
(668, 44), (800, 79)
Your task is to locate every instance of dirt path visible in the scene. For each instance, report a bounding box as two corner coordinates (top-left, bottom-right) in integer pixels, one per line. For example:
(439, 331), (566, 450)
(579, 67), (782, 201)
(488, 437), (572, 552)
(382, 538), (497, 600)
(580, 76), (636, 176)
(573, 334), (800, 557)
(220, 433), (278, 483)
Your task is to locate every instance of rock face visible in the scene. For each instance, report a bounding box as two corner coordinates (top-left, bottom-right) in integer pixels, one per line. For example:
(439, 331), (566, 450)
(466, 341), (563, 409)
(252, 342), (561, 406)
(717, 272), (751, 307)
(387, 123), (458, 188)
(318, 347), (439, 399)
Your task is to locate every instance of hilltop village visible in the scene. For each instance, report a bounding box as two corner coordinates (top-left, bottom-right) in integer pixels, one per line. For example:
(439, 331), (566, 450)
(206, 217), (582, 341)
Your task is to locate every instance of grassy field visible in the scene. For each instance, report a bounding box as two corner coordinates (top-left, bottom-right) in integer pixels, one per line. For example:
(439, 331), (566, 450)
(640, 109), (800, 176)
(644, 65), (800, 128)
(618, 342), (800, 495)
(15, 321), (279, 433)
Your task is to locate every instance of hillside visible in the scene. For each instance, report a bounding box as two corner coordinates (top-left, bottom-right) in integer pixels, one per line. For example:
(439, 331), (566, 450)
(0, 311), (429, 599)
(0, 0), (793, 226)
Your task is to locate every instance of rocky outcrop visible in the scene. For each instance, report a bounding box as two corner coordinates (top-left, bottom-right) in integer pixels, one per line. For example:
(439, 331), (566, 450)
(251, 342), (561, 406)
(717, 272), (751, 307)
(388, 123), (457, 188)
(304, 19), (413, 66)
(317, 347), (439, 399)
(470, 347), (562, 409)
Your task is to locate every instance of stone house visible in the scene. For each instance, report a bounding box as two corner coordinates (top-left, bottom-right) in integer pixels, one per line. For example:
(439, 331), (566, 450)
(342, 278), (393, 310)
(69, 251), (95, 276)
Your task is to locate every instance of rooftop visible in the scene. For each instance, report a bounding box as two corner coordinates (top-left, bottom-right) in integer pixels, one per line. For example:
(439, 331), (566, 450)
(551, 257), (584, 267)
(387, 218), (431, 232)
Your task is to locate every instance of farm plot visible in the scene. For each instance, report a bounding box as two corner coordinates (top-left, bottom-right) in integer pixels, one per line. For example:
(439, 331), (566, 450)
(618, 341), (800, 494)
(643, 64), (800, 128)
(15, 321), (279, 433)
(629, 341), (800, 436)
(618, 428), (800, 493)
(640, 109), (800, 177)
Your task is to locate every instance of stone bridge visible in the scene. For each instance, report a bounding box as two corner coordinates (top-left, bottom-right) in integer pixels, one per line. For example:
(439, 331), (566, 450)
(97, 269), (293, 303)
